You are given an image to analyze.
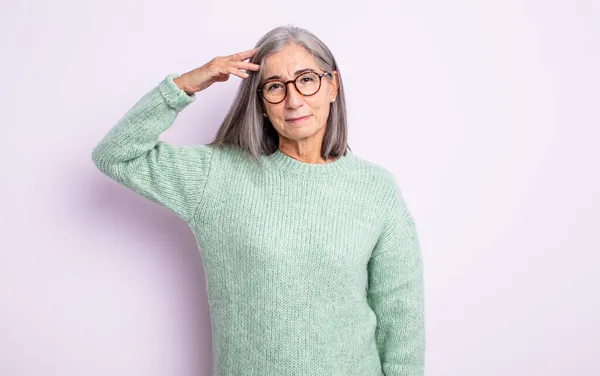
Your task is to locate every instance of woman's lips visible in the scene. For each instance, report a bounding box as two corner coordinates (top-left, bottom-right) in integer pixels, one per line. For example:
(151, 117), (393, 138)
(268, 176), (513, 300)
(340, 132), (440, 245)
(286, 115), (311, 123)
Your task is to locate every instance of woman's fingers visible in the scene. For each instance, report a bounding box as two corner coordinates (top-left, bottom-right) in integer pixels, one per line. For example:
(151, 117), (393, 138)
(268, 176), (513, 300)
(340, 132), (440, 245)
(177, 48), (260, 93)
(226, 50), (260, 79)
(234, 61), (261, 71)
(229, 47), (259, 62)
(210, 47), (261, 84)
(226, 65), (250, 79)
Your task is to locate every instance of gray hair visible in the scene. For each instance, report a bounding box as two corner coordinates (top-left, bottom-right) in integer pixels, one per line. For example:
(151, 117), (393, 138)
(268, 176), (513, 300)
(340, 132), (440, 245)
(206, 25), (351, 164)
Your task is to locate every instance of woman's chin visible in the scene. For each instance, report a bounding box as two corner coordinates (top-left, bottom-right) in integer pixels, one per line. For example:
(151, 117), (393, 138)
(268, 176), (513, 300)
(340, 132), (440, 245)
(286, 125), (325, 140)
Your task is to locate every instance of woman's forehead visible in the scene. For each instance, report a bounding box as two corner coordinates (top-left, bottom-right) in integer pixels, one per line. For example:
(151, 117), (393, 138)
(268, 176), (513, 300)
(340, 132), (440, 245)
(261, 46), (318, 80)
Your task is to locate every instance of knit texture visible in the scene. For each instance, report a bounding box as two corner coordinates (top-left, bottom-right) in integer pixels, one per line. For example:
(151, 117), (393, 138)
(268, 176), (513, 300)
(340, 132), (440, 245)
(91, 74), (425, 376)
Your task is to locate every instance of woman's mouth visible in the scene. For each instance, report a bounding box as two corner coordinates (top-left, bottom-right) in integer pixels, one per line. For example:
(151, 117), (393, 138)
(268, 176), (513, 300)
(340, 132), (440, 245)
(286, 115), (311, 123)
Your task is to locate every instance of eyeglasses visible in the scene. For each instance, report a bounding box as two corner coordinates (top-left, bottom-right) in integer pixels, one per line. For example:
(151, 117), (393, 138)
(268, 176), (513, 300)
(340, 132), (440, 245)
(257, 70), (332, 104)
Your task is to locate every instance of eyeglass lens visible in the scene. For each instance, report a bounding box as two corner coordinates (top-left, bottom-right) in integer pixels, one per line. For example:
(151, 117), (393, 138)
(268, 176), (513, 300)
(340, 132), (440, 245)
(262, 72), (321, 103)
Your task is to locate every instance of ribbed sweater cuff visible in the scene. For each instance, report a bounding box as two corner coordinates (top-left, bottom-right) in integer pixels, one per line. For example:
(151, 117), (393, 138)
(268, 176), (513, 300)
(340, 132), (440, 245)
(158, 74), (196, 111)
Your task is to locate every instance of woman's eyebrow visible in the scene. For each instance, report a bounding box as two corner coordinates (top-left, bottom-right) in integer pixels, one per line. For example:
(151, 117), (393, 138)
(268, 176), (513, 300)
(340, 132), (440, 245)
(264, 68), (316, 82)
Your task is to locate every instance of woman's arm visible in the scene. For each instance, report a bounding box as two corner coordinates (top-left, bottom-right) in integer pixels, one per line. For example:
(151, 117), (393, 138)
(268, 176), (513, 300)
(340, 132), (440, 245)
(91, 74), (215, 223)
(367, 178), (426, 376)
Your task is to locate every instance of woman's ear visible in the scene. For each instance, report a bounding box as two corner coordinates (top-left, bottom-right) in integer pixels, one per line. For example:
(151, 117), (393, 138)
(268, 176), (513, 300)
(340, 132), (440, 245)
(331, 71), (339, 100)
(259, 100), (268, 117)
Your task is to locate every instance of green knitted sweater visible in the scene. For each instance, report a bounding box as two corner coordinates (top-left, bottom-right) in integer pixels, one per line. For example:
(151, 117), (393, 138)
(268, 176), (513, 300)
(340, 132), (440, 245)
(91, 74), (425, 376)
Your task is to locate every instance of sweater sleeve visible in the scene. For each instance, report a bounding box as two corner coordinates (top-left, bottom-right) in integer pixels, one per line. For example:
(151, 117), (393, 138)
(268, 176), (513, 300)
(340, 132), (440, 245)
(91, 74), (215, 223)
(367, 178), (426, 376)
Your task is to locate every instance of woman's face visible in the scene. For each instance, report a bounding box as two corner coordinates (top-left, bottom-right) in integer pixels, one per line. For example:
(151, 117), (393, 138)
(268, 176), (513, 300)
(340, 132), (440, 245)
(260, 44), (338, 146)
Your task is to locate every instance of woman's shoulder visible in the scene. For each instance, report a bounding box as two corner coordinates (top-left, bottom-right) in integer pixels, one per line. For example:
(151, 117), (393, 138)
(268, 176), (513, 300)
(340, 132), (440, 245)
(200, 144), (269, 175)
(194, 143), (246, 161)
(350, 153), (399, 185)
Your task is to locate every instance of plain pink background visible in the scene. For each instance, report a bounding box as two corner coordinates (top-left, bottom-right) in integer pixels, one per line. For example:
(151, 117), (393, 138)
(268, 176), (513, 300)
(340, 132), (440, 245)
(2, 1), (599, 375)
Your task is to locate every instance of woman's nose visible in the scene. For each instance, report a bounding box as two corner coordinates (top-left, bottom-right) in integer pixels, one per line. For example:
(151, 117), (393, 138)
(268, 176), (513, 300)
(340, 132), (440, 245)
(285, 82), (303, 107)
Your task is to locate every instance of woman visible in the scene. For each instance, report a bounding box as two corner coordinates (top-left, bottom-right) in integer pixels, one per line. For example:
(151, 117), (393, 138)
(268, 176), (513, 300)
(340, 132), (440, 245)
(92, 25), (425, 376)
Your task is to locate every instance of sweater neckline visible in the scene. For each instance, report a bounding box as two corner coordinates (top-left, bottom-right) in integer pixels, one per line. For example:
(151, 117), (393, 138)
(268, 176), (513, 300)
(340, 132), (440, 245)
(265, 148), (356, 177)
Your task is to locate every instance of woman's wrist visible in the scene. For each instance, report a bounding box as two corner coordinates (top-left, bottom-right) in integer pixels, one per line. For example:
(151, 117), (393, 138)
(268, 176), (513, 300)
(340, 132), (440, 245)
(173, 75), (195, 96)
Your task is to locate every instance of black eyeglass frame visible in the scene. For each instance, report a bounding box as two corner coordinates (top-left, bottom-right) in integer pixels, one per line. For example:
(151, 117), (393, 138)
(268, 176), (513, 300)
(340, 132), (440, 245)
(257, 70), (333, 104)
